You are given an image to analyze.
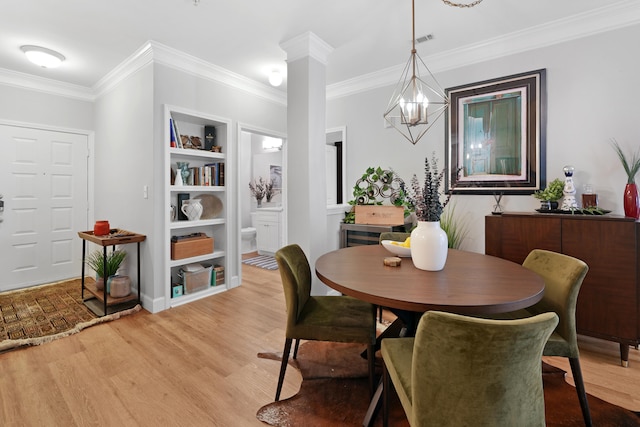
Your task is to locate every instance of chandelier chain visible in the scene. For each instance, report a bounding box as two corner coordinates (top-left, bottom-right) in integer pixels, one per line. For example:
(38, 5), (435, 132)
(442, 0), (483, 8)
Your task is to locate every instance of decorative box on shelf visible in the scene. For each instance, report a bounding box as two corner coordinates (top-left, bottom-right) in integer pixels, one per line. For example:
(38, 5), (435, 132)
(170, 233), (213, 260)
(354, 205), (404, 225)
(180, 263), (213, 294)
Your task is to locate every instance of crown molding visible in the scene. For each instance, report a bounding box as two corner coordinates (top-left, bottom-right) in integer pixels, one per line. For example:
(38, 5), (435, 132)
(0, 41), (287, 106)
(327, 0), (640, 99)
(145, 41), (287, 106)
(280, 31), (334, 65)
(2, 1), (638, 104)
(0, 67), (94, 101)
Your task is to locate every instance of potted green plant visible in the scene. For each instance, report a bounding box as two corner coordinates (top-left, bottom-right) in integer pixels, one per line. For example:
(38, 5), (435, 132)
(86, 249), (127, 290)
(532, 178), (564, 210)
(611, 139), (640, 218)
(343, 166), (413, 225)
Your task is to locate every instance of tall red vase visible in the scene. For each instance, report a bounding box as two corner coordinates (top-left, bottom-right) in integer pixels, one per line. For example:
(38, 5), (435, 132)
(623, 183), (640, 219)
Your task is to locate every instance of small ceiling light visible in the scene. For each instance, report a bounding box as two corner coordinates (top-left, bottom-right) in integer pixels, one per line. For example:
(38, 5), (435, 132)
(20, 45), (65, 68)
(268, 70), (283, 87)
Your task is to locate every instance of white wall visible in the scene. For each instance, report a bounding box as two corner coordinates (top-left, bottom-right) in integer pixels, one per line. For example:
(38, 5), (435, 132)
(0, 85), (93, 130)
(327, 23), (640, 254)
(93, 64), (155, 306)
(151, 64), (286, 308)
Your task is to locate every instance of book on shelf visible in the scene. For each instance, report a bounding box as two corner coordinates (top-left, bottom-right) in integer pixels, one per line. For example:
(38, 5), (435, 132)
(170, 118), (176, 148)
(186, 163), (225, 187)
(171, 115), (183, 149)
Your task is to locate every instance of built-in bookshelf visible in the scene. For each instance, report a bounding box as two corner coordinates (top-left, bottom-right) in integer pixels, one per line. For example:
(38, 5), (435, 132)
(164, 105), (233, 309)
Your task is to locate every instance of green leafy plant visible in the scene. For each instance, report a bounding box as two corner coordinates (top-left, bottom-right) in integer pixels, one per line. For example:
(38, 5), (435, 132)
(532, 178), (564, 202)
(611, 139), (640, 184)
(86, 249), (127, 278)
(439, 202), (469, 249)
(343, 166), (412, 224)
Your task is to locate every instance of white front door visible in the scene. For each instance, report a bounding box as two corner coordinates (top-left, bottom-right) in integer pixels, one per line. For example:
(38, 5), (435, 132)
(0, 124), (89, 292)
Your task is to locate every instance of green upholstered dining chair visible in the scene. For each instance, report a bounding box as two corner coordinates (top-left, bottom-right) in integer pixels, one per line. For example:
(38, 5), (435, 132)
(508, 249), (592, 426)
(274, 243), (377, 401)
(381, 310), (559, 427)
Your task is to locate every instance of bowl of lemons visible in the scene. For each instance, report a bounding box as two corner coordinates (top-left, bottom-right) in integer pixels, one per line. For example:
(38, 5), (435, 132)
(381, 237), (411, 257)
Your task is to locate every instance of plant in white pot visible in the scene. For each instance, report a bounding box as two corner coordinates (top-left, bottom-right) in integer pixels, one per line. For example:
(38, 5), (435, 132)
(406, 154), (456, 271)
(86, 249), (126, 291)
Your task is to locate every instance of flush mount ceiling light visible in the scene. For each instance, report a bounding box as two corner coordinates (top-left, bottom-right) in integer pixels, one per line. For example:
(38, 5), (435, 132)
(268, 69), (284, 87)
(20, 45), (65, 68)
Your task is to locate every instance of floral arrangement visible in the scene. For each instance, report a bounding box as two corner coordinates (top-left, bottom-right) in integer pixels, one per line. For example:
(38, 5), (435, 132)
(265, 178), (280, 202)
(406, 154), (455, 222)
(249, 177), (266, 203)
(611, 139), (640, 184)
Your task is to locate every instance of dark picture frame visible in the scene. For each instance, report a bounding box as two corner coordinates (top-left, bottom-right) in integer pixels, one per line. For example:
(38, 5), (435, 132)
(445, 69), (546, 194)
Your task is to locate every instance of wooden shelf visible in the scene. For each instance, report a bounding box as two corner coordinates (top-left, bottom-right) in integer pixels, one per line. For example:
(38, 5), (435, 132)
(83, 280), (138, 306)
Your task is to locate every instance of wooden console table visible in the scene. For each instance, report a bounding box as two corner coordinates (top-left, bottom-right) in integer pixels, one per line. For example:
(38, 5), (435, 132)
(485, 212), (640, 366)
(78, 229), (146, 316)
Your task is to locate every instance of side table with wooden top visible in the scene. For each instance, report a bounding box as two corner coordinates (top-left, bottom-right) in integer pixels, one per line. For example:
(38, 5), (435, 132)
(78, 229), (146, 316)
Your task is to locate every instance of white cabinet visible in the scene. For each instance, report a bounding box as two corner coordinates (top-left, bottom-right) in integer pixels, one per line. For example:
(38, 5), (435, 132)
(164, 105), (233, 309)
(255, 209), (282, 255)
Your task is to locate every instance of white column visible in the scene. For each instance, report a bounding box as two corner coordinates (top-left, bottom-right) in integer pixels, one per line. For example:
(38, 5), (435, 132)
(281, 32), (333, 295)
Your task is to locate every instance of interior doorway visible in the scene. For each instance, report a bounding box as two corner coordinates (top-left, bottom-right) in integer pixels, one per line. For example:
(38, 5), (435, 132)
(238, 125), (287, 267)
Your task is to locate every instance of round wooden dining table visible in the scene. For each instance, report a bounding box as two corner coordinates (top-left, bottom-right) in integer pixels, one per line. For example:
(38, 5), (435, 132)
(316, 244), (546, 427)
(315, 245), (545, 315)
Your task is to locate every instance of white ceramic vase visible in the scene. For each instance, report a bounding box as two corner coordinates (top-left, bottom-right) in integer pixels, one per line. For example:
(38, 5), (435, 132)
(181, 199), (203, 221)
(410, 220), (448, 271)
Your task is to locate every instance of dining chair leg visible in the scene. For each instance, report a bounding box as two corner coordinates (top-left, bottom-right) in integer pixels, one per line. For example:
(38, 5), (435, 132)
(569, 357), (592, 427)
(367, 343), (375, 397)
(275, 338), (293, 401)
(382, 362), (390, 427)
(292, 338), (301, 359)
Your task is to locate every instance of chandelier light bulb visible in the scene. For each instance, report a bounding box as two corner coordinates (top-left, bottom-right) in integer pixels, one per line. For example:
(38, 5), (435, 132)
(20, 45), (65, 68)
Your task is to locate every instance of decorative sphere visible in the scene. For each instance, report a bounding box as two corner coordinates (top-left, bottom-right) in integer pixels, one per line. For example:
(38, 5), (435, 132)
(563, 165), (575, 177)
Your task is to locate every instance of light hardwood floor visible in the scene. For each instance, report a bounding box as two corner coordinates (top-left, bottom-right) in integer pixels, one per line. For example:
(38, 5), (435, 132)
(0, 257), (638, 426)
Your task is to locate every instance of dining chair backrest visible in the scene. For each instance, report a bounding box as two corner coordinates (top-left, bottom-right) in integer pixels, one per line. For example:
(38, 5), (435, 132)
(411, 310), (558, 426)
(275, 244), (312, 328)
(522, 249), (588, 358)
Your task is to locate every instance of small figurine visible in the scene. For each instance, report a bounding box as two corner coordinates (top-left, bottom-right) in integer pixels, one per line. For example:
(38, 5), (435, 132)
(560, 165), (578, 210)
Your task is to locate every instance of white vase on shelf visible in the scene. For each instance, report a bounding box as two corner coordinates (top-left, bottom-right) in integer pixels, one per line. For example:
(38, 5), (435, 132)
(410, 220), (448, 271)
(174, 168), (183, 186)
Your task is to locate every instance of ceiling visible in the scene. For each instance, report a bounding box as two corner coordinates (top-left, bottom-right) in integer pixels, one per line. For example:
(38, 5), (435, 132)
(1, 0), (637, 94)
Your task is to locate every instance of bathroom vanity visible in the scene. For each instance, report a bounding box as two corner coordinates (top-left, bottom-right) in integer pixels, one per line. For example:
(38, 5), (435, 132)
(255, 207), (283, 256)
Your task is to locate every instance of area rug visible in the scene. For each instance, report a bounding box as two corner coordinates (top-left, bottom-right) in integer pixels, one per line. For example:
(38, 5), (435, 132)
(0, 278), (141, 353)
(242, 255), (279, 270)
(256, 341), (640, 427)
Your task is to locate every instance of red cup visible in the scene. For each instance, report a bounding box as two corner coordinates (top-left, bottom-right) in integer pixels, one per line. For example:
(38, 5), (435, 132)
(94, 220), (110, 236)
